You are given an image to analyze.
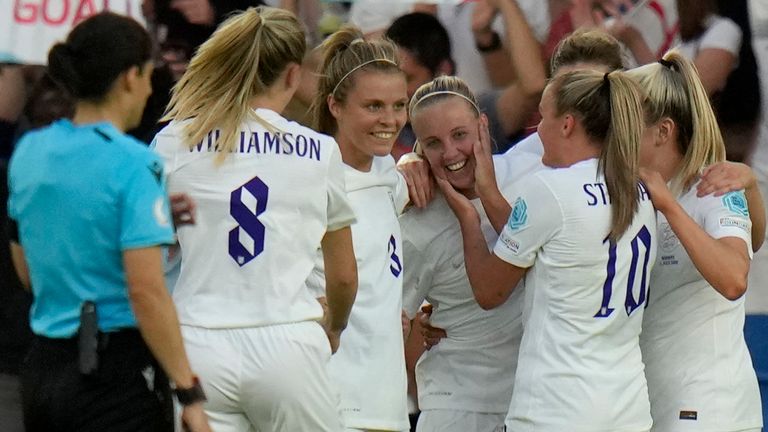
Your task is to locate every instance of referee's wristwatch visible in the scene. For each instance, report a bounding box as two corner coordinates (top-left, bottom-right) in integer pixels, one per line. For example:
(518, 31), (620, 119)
(174, 376), (207, 406)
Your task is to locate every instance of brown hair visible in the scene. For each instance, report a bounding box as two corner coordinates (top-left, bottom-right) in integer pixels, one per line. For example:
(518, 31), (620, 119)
(314, 26), (401, 135)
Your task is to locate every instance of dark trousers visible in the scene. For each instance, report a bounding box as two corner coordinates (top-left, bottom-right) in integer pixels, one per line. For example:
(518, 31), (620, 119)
(21, 329), (173, 432)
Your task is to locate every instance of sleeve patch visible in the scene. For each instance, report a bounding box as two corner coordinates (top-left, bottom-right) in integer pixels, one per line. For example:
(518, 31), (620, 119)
(722, 191), (749, 217)
(507, 197), (528, 231)
(499, 232), (521, 254)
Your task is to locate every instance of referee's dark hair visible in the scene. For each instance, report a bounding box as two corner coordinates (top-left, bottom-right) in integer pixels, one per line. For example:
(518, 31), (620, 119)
(47, 13), (152, 101)
(385, 12), (454, 76)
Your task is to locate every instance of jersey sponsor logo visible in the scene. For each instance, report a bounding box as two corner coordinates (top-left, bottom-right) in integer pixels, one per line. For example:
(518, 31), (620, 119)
(153, 197), (170, 227)
(499, 233), (520, 254)
(659, 222), (679, 252)
(719, 217), (750, 231)
(722, 191), (749, 217)
(507, 197), (528, 231)
(679, 410), (698, 420)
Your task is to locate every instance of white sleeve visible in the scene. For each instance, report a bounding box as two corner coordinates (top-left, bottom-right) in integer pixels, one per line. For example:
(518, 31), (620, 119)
(393, 171), (410, 215)
(493, 175), (563, 268)
(700, 17), (743, 55)
(150, 124), (179, 176)
(401, 217), (435, 319)
(326, 143), (357, 231)
(700, 190), (753, 258)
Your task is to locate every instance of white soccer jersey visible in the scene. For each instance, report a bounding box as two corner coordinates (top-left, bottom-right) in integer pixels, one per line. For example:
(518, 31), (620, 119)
(503, 131), (544, 158)
(641, 184), (762, 432)
(400, 152), (542, 414)
(152, 108), (356, 328)
(311, 156), (410, 431)
(494, 158), (656, 432)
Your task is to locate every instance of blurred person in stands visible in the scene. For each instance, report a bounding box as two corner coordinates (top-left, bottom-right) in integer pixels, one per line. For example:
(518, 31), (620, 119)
(385, 1), (546, 158)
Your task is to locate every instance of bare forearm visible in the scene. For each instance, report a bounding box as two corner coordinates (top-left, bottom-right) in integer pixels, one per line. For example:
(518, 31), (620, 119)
(131, 290), (195, 388)
(746, 184), (766, 251)
(624, 33), (656, 65)
(662, 202), (749, 299)
(479, 187), (511, 234)
(499, 0), (545, 97)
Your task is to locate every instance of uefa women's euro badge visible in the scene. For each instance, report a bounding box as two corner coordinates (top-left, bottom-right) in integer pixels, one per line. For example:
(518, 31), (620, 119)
(507, 197), (528, 231)
(722, 191), (749, 217)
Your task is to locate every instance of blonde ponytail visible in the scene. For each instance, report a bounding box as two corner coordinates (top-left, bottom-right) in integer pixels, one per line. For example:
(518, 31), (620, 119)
(162, 7), (306, 161)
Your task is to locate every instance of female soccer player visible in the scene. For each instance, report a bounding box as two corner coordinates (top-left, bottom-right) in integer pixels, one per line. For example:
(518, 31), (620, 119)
(311, 26), (410, 432)
(401, 76), (541, 432)
(8, 13), (210, 432)
(439, 69), (656, 432)
(629, 51), (765, 432)
(152, 7), (357, 432)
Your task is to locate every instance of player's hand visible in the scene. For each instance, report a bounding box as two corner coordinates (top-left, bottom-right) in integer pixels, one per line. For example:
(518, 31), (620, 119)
(472, 115), (499, 199)
(697, 161), (756, 197)
(418, 304), (447, 350)
(181, 402), (212, 432)
(397, 152), (434, 208)
(639, 168), (675, 213)
(402, 309), (411, 340)
(170, 193), (196, 227)
(471, 0), (498, 45)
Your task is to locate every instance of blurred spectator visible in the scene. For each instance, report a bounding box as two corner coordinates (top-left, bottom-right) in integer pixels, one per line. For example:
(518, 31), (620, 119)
(386, 3), (546, 158)
(147, 0), (266, 80)
(0, 61), (26, 159)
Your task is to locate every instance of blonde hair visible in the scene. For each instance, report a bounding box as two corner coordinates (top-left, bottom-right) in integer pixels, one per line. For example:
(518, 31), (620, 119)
(550, 29), (625, 75)
(162, 7), (306, 159)
(626, 51), (725, 195)
(408, 75), (480, 118)
(314, 26), (401, 135)
(552, 70), (646, 240)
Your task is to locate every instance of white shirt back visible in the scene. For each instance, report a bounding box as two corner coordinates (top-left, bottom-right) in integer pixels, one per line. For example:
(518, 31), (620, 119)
(494, 159), (656, 432)
(152, 109), (355, 328)
(641, 184), (762, 431)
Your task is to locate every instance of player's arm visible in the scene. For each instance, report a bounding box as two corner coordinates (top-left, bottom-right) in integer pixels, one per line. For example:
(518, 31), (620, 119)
(320, 226), (357, 353)
(642, 168), (750, 300)
(697, 161), (766, 252)
(457, 211), (526, 309)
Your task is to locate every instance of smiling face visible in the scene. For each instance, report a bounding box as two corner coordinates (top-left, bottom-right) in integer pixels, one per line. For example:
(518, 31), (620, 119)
(330, 69), (408, 171)
(411, 96), (480, 197)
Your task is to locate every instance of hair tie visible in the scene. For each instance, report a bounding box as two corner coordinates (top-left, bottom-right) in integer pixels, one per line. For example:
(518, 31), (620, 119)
(603, 72), (611, 86)
(410, 91), (480, 116)
(331, 58), (398, 97)
(658, 58), (674, 70)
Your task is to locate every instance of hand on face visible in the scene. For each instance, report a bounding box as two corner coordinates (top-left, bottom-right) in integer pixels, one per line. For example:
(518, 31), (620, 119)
(639, 167), (675, 213)
(697, 161), (757, 197)
(471, 115), (498, 198)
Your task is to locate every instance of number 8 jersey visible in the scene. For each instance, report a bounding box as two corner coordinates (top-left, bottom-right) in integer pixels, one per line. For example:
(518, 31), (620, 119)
(152, 108), (356, 328)
(494, 159), (657, 432)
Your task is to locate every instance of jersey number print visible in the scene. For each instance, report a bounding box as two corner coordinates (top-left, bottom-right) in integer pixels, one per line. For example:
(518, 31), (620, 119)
(595, 225), (652, 318)
(229, 176), (269, 266)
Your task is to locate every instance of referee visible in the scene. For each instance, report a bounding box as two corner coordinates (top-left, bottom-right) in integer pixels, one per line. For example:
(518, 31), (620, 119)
(7, 13), (210, 432)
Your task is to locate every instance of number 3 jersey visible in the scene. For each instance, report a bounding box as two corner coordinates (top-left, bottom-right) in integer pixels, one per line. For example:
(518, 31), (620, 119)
(151, 108), (356, 328)
(641, 184), (762, 432)
(493, 159), (657, 432)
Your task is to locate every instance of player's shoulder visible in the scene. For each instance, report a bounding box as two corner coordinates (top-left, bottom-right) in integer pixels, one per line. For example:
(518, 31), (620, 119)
(400, 196), (455, 247)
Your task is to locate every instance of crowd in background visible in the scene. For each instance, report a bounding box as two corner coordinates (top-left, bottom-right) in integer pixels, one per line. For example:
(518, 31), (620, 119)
(1, 0), (768, 431)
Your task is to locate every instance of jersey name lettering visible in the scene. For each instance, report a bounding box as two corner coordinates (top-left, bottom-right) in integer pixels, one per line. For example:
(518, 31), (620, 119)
(190, 129), (321, 161)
